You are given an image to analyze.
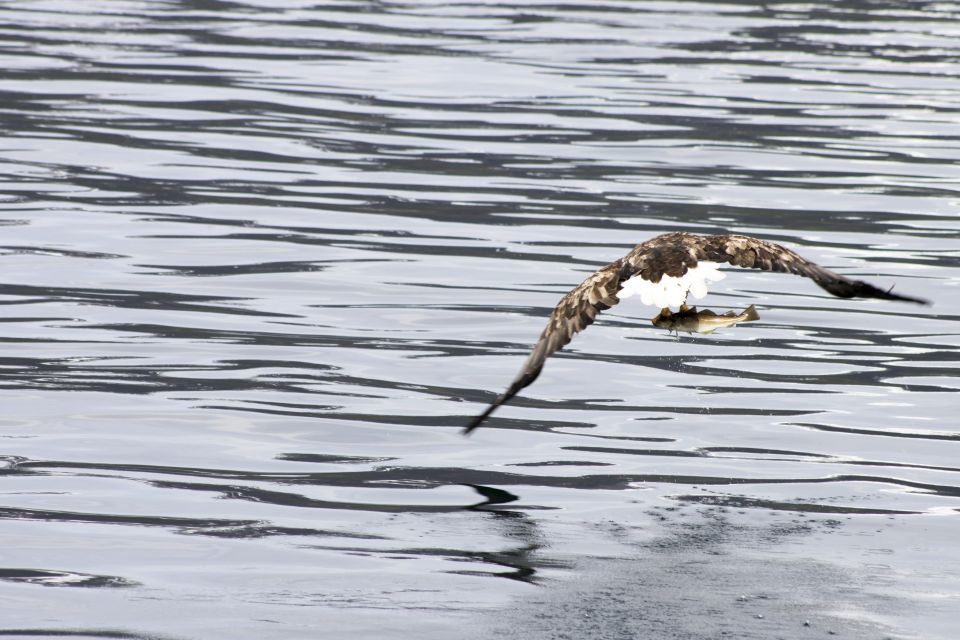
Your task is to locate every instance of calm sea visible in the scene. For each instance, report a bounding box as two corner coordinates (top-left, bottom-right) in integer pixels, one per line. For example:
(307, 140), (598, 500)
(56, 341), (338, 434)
(1, 2), (958, 638)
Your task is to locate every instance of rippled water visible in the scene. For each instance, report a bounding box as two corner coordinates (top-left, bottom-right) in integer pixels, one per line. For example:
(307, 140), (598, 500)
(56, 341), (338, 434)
(1, 1), (959, 638)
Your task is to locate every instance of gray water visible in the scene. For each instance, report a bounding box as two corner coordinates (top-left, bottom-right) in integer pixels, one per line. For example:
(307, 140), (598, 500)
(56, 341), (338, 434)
(1, 1), (958, 638)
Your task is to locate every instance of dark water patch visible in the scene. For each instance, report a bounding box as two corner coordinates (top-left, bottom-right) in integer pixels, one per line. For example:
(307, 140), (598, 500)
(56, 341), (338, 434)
(0, 246), (126, 259)
(198, 404), (482, 428)
(0, 283), (294, 318)
(670, 384), (836, 395)
(792, 421), (960, 441)
(656, 354), (935, 390)
(700, 446), (832, 460)
(74, 324), (504, 356)
(309, 538), (560, 585)
(14, 459), (340, 483)
(178, 523), (385, 540)
(134, 260), (329, 277)
(507, 460), (613, 467)
(674, 494), (917, 515)
(0, 505), (381, 540)
(551, 430), (675, 443)
(0, 630), (179, 640)
(146, 479), (492, 514)
(563, 446), (704, 459)
(467, 484), (518, 504)
(276, 453), (398, 465)
(831, 458), (960, 475)
(16, 459), (959, 507)
(0, 569), (137, 589)
(203, 398), (816, 431)
(0, 357), (345, 396)
(0, 506), (252, 530)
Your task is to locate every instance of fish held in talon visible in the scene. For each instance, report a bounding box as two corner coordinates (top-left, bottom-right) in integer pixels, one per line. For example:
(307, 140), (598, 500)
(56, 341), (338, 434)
(463, 232), (930, 435)
(652, 305), (760, 335)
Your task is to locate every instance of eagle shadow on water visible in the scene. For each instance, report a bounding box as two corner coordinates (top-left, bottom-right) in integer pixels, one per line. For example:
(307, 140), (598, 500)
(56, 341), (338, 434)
(463, 232), (929, 435)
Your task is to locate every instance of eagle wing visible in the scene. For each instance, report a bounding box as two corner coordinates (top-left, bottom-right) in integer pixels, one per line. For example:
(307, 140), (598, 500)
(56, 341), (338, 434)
(462, 259), (626, 434)
(625, 232), (929, 304)
(463, 232), (928, 435)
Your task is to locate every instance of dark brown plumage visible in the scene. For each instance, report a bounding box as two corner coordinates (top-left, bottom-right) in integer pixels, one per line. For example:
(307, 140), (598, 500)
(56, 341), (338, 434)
(463, 232), (928, 435)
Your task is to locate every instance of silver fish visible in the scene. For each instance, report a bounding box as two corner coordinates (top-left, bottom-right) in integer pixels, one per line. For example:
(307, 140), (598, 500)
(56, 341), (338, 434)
(652, 304), (760, 334)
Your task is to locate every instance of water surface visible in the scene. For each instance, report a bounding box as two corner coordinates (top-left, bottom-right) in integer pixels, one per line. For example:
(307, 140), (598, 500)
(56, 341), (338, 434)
(1, 1), (958, 638)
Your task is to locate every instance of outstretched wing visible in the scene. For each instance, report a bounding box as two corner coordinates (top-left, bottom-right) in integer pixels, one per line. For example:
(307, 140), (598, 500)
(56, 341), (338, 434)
(624, 232), (930, 304)
(464, 232), (929, 435)
(463, 259), (627, 434)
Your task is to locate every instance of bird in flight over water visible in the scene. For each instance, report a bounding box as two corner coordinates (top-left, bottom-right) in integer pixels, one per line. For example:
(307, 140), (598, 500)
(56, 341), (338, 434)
(463, 232), (929, 435)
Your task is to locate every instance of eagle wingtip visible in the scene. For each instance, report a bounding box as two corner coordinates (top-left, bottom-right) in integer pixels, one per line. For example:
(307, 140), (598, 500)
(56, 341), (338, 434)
(462, 402), (499, 436)
(886, 284), (931, 306)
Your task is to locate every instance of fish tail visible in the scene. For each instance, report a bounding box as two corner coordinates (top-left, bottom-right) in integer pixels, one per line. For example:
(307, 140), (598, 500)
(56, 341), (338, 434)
(743, 304), (760, 321)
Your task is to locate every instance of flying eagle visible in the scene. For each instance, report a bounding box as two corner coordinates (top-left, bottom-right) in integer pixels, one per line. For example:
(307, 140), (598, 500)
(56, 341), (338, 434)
(463, 232), (928, 435)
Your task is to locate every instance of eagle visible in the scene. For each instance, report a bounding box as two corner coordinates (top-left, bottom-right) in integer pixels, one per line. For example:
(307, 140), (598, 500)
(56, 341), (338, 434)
(463, 232), (928, 435)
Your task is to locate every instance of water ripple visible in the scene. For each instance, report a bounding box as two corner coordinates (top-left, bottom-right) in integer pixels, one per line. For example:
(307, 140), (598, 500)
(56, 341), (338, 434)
(1, 0), (959, 637)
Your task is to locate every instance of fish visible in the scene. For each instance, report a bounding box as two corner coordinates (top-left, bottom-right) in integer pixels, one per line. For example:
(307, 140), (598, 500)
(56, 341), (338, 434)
(652, 304), (760, 334)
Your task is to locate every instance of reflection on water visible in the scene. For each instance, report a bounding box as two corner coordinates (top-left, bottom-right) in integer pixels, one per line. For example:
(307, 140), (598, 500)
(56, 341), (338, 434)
(1, 0), (958, 638)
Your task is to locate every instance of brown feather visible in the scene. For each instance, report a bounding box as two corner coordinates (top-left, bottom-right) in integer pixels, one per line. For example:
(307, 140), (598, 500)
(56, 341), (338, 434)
(462, 260), (624, 434)
(463, 232), (928, 434)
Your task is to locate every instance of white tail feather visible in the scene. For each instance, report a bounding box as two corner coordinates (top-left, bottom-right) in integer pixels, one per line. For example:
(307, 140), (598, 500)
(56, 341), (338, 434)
(619, 262), (726, 309)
